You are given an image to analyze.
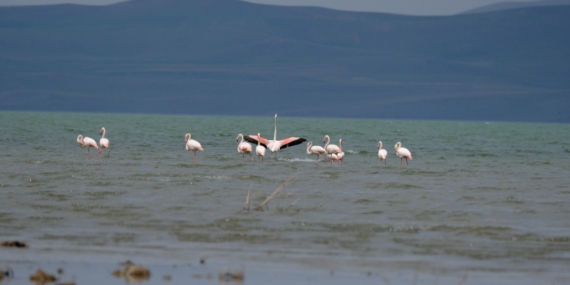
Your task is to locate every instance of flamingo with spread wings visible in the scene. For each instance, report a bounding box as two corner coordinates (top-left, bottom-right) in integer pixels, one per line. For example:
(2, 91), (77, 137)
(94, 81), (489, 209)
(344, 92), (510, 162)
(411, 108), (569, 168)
(244, 114), (306, 159)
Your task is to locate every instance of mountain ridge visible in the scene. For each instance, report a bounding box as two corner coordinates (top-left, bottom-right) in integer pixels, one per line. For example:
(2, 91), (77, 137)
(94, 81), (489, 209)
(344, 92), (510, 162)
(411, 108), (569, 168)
(1, 0), (569, 122)
(461, 0), (570, 14)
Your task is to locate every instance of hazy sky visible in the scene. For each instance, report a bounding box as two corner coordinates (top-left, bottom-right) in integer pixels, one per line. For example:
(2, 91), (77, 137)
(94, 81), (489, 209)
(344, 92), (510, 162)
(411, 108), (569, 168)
(0, 0), (541, 15)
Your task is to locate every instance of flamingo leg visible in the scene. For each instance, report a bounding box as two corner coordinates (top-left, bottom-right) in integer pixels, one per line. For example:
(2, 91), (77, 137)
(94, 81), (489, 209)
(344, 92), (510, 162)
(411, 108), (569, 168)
(193, 151), (197, 164)
(400, 158), (403, 167)
(96, 149), (104, 161)
(405, 158), (409, 166)
(250, 153), (254, 162)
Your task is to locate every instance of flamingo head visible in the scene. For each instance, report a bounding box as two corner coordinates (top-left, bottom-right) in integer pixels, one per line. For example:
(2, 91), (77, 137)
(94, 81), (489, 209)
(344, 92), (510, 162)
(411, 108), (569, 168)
(77, 135), (83, 144)
(100, 127), (105, 135)
(394, 142), (401, 150)
(323, 135), (329, 143)
(185, 133), (190, 142)
(378, 141), (382, 149)
(236, 133), (242, 142)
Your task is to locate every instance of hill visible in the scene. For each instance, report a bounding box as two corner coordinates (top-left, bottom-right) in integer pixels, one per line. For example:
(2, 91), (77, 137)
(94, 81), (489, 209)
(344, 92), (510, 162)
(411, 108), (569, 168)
(1, 0), (569, 122)
(461, 0), (570, 14)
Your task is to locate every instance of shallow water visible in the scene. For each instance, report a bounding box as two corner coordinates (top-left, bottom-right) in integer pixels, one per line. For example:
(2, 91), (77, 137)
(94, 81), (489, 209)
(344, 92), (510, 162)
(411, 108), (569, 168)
(1, 111), (570, 284)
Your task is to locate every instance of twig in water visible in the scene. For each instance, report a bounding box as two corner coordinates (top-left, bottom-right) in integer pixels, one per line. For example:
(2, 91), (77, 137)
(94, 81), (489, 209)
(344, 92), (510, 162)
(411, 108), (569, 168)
(286, 197), (300, 210)
(243, 184), (252, 211)
(254, 176), (296, 211)
(455, 274), (468, 285)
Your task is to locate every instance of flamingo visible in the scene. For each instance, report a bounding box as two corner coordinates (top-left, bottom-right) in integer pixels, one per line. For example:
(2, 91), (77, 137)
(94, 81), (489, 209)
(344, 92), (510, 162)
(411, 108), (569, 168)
(323, 135), (342, 165)
(306, 141), (326, 163)
(244, 114), (306, 159)
(327, 152), (344, 165)
(255, 132), (266, 163)
(97, 127), (111, 160)
(336, 139), (345, 166)
(394, 141), (412, 166)
(236, 133), (254, 162)
(185, 133), (203, 164)
(378, 141), (387, 166)
(77, 135), (100, 159)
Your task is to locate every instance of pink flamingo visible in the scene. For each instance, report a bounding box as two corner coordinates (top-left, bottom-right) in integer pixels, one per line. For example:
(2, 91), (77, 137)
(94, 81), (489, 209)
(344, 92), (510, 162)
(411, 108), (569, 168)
(327, 152), (344, 165)
(236, 133), (253, 162)
(77, 135), (101, 159)
(244, 114), (306, 159)
(323, 135), (342, 165)
(255, 132), (266, 163)
(335, 139), (345, 166)
(394, 141), (412, 166)
(97, 127), (111, 160)
(185, 133), (203, 163)
(378, 141), (387, 166)
(306, 141), (326, 163)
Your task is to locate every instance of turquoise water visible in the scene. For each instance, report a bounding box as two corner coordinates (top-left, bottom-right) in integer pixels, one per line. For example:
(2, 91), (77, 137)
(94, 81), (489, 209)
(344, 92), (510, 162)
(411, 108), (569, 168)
(1, 111), (570, 284)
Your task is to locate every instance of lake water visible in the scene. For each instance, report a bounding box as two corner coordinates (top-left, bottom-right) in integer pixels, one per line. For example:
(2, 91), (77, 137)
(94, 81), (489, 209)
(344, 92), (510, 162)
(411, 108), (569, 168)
(1, 111), (570, 284)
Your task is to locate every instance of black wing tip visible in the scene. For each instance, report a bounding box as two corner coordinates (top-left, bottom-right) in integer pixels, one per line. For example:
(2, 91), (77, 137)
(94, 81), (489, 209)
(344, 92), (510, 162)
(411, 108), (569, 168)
(244, 135), (268, 148)
(280, 137), (307, 149)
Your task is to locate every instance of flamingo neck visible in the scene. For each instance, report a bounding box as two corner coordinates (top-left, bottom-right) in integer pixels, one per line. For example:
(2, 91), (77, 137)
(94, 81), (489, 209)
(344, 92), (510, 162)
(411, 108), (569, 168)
(101, 128), (106, 139)
(324, 136), (330, 149)
(306, 142), (312, 154)
(273, 115), (277, 141)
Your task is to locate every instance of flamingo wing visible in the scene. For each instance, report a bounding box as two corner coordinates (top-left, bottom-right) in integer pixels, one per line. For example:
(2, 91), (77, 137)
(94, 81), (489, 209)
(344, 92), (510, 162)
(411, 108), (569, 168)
(244, 135), (269, 148)
(100, 138), (110, 148)
(83, 137), (98, 148)
(256, 145), (266, 156)
(379, 149), (387, 160)
(326, 144), (341, 154)
(187, 140), (203, 151)
(311, 145), (326, 154)
(278, 137), (306, 150)
(238, 142), (252, 153)
(397, 148), (412, 160)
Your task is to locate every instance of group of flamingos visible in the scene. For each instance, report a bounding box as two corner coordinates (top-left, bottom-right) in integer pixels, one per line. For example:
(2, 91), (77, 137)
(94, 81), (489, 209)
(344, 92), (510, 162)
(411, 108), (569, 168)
(77, 115), (413, 166)
(76, 127), (111, 160)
